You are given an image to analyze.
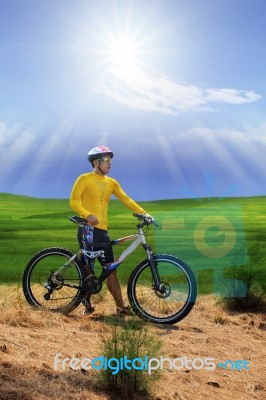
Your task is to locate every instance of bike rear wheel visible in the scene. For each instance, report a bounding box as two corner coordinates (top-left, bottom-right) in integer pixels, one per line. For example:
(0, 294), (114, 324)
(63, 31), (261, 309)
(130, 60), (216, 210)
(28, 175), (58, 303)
(22, 247), (85, 313)
(127, 254), (197, 324)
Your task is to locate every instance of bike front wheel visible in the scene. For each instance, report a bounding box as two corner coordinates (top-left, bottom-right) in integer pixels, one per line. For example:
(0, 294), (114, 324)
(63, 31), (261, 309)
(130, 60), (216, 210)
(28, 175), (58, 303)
(127, 254), (197, 324)
(22, 247), (85, 313)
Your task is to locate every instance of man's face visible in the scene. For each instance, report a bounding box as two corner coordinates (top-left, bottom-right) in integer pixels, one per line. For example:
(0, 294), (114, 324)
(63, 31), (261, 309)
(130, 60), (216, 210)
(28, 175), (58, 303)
(95, 155), (112, 174)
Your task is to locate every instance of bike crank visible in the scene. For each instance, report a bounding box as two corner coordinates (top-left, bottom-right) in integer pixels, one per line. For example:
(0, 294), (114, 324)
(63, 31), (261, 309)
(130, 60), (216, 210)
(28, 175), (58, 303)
(85, 276), (102, 294)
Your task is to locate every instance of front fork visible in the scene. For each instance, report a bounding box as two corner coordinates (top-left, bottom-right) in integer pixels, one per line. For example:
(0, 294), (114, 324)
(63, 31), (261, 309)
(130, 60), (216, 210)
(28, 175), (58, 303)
(144, 245), (164, 292)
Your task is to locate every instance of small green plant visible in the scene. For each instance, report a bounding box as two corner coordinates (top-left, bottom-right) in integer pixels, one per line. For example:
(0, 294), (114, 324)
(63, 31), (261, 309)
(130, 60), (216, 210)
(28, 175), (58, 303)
(98, 319), (162, 399)
(213, 313), (227, 325)
(220, 283), (266, 312)
(219, 243), (266, 312)
(216, 239), (266, 312)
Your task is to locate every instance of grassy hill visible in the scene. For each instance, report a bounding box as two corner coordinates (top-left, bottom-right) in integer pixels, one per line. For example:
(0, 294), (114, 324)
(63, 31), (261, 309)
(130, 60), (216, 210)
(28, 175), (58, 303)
(0, 193), (265, 298)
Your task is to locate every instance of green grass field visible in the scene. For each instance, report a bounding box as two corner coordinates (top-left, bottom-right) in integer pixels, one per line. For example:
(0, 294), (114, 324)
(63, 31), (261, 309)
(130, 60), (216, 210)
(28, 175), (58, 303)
(0, 193), (265, 296)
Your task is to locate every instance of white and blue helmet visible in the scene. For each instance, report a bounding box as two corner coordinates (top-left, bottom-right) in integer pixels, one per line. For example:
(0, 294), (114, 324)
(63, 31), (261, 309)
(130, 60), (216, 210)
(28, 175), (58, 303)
(87, 146), (113, 163)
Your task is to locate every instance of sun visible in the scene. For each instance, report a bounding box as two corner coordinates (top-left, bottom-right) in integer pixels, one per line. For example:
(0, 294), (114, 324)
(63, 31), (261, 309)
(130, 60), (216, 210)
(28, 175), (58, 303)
(107, 36), (139, 67)
(103, 32), (143, 76)
(100, 32), (149, 88)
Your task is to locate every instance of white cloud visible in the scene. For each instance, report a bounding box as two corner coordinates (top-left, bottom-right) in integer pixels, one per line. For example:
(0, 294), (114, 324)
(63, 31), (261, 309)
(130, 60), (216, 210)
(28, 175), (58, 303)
(24, 134), (64, 181)
(0, 122), (37, 180)
(206, 88), (261, 104)
(94, 66), (262, 114)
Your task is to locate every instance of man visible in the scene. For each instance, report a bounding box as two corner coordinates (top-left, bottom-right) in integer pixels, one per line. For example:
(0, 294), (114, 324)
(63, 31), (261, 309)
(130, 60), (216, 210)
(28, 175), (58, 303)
(69, 145), (151, 316)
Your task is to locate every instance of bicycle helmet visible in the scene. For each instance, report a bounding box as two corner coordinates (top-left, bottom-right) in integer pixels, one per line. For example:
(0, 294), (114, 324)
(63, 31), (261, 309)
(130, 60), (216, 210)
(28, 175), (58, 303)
(87, 146), (114, 163)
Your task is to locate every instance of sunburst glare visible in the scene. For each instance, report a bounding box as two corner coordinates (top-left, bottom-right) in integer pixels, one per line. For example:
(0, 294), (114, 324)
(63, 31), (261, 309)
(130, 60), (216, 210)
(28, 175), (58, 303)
(107, 35), (140, 67)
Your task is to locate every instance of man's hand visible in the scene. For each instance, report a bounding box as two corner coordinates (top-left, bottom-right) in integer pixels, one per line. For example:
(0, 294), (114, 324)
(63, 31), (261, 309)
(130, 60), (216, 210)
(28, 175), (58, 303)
(144, 213), (159, 226)
(86, 214), (98, 226)
(144, 213), (153, 219)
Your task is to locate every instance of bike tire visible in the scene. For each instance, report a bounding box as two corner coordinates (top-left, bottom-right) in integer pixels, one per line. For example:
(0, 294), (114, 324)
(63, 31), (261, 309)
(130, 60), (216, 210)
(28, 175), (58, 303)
(22, 247), (85, 313)
(127, 254), (197, 324)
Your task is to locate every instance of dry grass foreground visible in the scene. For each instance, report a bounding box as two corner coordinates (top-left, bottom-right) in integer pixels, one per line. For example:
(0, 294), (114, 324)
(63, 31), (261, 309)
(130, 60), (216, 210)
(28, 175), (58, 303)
(0, 285), (265, 400)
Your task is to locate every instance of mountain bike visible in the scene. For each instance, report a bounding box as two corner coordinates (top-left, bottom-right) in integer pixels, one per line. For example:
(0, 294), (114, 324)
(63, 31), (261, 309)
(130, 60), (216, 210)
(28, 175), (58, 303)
(22, 214), (197, 324)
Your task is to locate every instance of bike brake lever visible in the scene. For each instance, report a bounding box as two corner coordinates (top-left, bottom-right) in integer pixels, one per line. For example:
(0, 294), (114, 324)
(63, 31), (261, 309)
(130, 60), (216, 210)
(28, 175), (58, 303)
(133, 213), (159, 227)
(152, 218), (159, 227)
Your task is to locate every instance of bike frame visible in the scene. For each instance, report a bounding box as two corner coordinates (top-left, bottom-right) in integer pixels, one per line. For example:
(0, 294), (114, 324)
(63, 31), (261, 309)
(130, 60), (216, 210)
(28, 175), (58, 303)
(51, 224), (162, 292)
(102, 232), (146, 269)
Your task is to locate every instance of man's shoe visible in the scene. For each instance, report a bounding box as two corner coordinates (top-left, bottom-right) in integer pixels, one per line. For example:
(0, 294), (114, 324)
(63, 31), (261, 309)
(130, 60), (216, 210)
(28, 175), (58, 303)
(116, 305), (133, 316)
(83, 306), (95, 316)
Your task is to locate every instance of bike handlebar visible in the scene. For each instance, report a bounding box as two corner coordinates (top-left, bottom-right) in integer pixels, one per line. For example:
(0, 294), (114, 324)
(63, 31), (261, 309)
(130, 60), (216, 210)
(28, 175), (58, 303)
(69, 216), (88, 225)
(69, 214), (159, 228)
(133, 213), (159, 227)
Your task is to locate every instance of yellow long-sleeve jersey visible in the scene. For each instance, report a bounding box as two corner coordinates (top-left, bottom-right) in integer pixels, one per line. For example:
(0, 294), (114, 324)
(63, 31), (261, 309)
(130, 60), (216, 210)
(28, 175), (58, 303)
(69, 172), (146, 230)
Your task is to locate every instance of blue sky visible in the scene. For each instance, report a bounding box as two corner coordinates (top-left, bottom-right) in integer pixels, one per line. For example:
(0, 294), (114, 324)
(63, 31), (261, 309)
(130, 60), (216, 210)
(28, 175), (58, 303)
(0, 0), (266, 201)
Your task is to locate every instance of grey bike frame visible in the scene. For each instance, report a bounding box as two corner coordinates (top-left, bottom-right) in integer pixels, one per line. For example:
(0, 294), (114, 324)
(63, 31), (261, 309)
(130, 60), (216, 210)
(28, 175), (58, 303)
(51, 226), (163, 291)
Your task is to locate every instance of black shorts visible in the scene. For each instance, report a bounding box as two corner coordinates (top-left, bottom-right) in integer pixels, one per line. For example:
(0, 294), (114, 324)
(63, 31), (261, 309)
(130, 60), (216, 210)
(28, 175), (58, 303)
(78, 226), (114, 264)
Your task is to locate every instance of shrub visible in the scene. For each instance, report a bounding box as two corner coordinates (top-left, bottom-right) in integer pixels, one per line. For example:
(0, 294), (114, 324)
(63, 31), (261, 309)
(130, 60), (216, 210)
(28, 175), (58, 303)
(98, 319), (162, 399)
(219, 264), (266, 312)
